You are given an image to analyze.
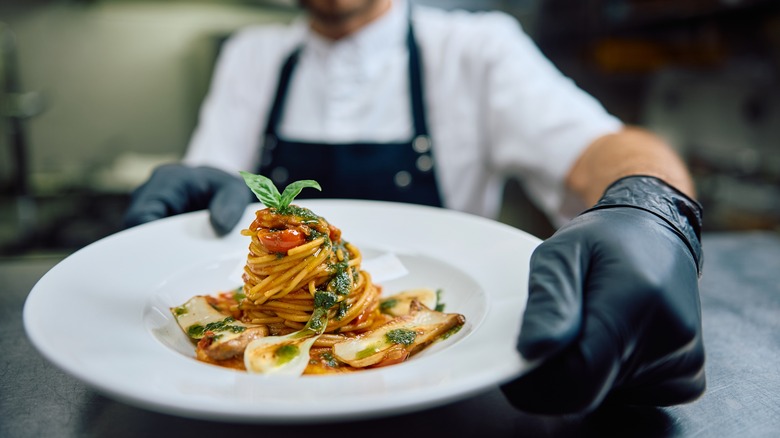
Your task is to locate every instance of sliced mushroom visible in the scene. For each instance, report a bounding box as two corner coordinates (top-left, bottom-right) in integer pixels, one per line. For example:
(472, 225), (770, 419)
(333, 300), (465, 368)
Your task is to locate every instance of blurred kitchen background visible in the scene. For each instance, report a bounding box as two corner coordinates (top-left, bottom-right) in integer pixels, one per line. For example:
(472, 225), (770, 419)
(1, 0), (779, 257)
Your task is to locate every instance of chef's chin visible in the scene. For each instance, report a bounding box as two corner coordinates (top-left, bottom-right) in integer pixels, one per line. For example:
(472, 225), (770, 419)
(297, 0), (386, 24)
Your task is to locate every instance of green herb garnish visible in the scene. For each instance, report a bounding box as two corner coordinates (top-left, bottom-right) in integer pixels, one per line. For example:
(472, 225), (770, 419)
(356, 344), (381, 359)
(301, 308), (328, 336)
(379, 299), (398, 313)
(239, 172), (321, 213)
(319, 351), (339, 368)
(335, 301), (349, 320)
(386, 328), (417, 346)
(314, 291), (338, 309)
(186, 316), (246, 339)
(275, 344), (300, 366)
(435, 289), (445, 312)
(232, 286), (246, 302)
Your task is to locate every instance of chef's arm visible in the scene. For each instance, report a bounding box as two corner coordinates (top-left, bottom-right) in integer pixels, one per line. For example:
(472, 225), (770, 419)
(565, 127), (696, 206)
(501, 126), (705, 414)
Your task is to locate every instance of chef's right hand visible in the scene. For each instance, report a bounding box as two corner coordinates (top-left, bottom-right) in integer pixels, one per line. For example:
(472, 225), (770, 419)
(500, 176), (705, 414)
(123, 163), (254, 236)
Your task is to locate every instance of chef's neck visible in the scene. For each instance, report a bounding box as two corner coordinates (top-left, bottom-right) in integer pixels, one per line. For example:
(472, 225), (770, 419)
(307, 0), (393, 40)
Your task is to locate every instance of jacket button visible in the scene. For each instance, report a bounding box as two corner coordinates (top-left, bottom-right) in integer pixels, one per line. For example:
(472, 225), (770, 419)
(394, 170), (412, 188)
(416, 154), (433, 172)
(412, 135), (431, 153)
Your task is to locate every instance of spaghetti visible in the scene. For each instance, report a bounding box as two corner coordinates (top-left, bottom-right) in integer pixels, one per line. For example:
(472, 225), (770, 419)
(237, 205), (383, 346)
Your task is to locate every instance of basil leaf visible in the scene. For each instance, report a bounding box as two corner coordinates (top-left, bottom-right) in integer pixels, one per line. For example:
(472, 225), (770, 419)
(240, 171), (281, 208)
(280, 180), (321, 208)
(239, 172), (321, 211)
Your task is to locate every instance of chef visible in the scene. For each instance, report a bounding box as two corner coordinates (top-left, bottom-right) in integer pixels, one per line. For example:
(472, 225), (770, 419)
(125, 0), (705, 414)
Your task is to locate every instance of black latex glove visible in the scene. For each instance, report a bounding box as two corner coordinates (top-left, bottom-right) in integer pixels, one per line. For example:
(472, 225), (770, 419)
(123, 164), (254, 236)
(501, 175), (705, 414)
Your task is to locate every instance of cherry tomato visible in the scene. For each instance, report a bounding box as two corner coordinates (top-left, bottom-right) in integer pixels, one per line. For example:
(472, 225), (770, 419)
(328, 224), (342, 243)
(257, 228), (306, 253)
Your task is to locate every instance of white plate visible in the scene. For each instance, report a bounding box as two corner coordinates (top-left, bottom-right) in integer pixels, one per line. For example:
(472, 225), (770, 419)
(23, 200), (540, 423)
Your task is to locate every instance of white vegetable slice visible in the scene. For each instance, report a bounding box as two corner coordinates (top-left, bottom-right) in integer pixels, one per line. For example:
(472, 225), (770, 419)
(243, 308), (328, 375)
(172, 295), (269, 361)
(172, 295), (255, 343)
(244, 334), (319, 375)
(333, 301), (465, 368)
(379, 288), (438, 317)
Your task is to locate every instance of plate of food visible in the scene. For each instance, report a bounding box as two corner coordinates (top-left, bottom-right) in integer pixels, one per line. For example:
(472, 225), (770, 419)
(23, 175), (541, 423)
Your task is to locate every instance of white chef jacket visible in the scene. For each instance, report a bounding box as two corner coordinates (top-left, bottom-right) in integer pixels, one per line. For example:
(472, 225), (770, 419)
(183, 0), (623, 223)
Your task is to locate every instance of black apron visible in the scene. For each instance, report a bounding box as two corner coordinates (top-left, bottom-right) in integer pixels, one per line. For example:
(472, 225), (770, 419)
(258, 19), (442, 207)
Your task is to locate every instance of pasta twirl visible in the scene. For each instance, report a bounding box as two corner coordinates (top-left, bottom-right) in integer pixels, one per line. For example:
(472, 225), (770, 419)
(238, 205), (383, 344)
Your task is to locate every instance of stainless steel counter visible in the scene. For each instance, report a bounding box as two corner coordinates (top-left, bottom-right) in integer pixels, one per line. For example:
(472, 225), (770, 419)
(2, 232), (779, 437)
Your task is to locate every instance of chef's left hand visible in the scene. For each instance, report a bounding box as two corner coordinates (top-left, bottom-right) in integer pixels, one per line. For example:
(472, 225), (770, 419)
(124, 164), (253, 236)
(500, 176), (706, 414)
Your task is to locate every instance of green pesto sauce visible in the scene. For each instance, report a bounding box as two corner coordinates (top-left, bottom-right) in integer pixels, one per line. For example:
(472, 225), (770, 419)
(434, 288), (445, 312)
(441, 324), (463, 340)
(356, 344), (381, 360)
(187, 324), (205, 338)
(307, 308), (327, 333)
(187, 316), (246, 339)
(233, 286), (246, 302)
(173, 306), (187, 316)
(386, 328), (417, 346)
(379, 299), (397, 314)
(328, 271), (351, 296)
(314, 291), (338, 309)
(327, 242), (356, 296)
(323, 352), (339, 368)
(309, 351), (339, 368)
(307, 228), (326, 242)
(275, 344), (300, 366)
(335, 301), (349, 321)
(277, 205), (320, 222)
(327, 257), (352, 296)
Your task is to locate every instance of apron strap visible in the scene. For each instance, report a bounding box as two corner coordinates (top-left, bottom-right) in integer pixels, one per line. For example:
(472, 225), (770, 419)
(263, 46), (301, 140)
(406, 18), (429, 140)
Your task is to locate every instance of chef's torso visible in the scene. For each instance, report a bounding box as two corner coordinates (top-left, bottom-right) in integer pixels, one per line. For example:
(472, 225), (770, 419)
(184, 0), (623, 222)
(259, 7), (442, 207)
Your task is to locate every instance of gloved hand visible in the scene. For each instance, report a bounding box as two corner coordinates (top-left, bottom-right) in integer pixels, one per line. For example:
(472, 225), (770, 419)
(501, 175), (705, 414)
(124, 164), (254, 236)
